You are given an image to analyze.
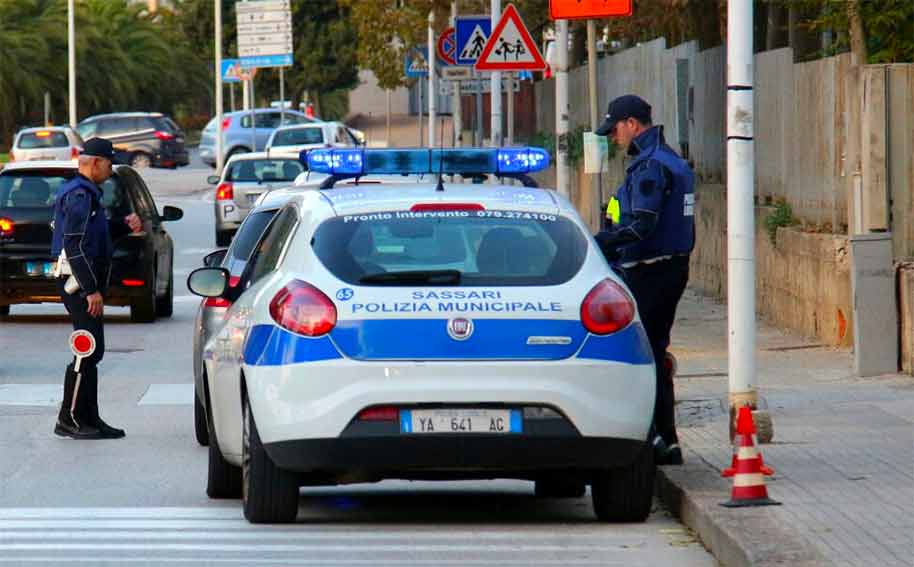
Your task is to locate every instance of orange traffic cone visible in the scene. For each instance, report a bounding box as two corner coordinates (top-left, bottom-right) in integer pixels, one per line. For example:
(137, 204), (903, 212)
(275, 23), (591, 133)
(722, 406), (774, 477)
(721, 406), (780, 508)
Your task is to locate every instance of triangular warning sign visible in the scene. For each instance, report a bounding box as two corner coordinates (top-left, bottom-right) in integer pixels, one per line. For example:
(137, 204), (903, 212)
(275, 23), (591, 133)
(475, 4), (546, 72)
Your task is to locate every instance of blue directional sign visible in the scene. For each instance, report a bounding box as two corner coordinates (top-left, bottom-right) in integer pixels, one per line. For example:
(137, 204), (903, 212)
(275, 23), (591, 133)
(405, 47), (429, 78)
(239, 54), (293, 69)
(456, 16), (492, 66)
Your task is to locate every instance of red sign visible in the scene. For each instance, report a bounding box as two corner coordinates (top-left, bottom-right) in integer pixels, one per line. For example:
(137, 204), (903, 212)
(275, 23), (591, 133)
(437, 27), (457, 66)
(70, 330), (96, 357)
(475, 4), (546, 72)
(549, 0), (632, 20)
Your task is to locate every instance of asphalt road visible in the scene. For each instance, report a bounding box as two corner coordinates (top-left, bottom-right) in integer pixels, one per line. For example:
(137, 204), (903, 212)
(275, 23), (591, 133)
(0, 155), (718, 566)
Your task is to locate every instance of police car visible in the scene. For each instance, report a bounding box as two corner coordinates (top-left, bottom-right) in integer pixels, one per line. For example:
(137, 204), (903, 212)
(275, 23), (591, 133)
(188, 147), (657, 524)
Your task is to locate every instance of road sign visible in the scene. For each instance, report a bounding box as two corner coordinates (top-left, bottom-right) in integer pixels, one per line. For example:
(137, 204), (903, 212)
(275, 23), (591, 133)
(440, 78), (520, 97)
(549, 0), (633, 20)
(455, 16), (491, 66)
(405, 48), (429, 78)
(69, 330), (96, 373)
(437, 27), (457, 66)
(475, 4), (546, 72)
(443, 67), (472, 80)
(236, 0), (293, 69)
(221, 59), (257, 83)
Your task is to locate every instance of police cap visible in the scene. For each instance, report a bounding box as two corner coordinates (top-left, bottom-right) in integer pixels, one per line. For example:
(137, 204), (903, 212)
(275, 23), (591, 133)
(595, 95), (652, 136)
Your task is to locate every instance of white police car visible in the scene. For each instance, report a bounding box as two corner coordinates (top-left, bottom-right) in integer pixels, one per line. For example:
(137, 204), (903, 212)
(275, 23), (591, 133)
(188, 147), (657, 524)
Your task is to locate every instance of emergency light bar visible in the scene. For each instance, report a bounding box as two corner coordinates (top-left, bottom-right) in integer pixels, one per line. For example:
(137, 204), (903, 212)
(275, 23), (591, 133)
(303, 147), (550, 177)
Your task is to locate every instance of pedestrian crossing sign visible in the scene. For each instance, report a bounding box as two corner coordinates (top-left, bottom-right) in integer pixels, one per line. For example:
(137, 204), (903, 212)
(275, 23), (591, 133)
(475, 4), (546, 72)
(455, 16), (492, 66)
(405, 48), (429, 78)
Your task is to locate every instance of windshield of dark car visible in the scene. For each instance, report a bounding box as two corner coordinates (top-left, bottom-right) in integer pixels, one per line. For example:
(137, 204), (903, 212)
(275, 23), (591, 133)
(225, 159), (305, 183)
(0, 171), (125, 212)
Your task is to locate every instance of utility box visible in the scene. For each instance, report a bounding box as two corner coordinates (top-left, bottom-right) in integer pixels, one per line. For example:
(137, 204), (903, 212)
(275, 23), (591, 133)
(850, 233), (898, 376)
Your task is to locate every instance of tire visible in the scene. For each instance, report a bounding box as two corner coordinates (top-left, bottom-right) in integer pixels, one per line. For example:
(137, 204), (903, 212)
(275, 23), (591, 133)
(130, 273), (157, 323)
(215, 230), (233, 247)
(591, 444), (655, 522)
(194, 391), (209, 446)
(205, 375), (241, 498)
(130, 152), (153, 169)
(242, 395), (299, 524)
(534, 479), (586, 499)
(156, 264), (174, 318)
(0, 305), (9, 317)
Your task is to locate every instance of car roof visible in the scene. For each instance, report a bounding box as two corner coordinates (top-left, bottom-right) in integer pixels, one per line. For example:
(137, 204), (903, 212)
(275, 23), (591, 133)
(281, 183), (570, 220)
(80, 112), (164, 122)
(17, 126), (74, 134)
(273, 123), (326, 131)
(225, 108), (310, 117)
(254, 187), (313, 210)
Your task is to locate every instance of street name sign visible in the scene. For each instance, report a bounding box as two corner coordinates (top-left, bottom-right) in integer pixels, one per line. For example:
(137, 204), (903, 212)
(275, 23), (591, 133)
(237, 0), (293, 68)
(475, 4), (546, 72)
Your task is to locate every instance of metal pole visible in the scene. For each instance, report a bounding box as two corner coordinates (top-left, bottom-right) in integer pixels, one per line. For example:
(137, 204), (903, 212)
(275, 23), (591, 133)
(279, 66), (285, 126)
(489, 0), (502, 147)
(428, 11), (436, 148)
(417, 80), (424, 147)
(230, 83), (235, 112)
(555, 20), (570, 198)
(44, 92), (51, 126)
(250, 77), (257, 151)
(215, 0), (225, 173)
(506, 74), (514, 145)
(451, 1), (462, 147)
(386, 89), (392, 147)
(475, 71), (484, 145)
(726, 0), (762, 438)
(68, 0), (76, 127)
(587, 20), (602, 228)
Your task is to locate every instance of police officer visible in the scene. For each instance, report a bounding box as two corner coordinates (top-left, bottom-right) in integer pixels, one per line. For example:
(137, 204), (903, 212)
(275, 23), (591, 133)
(594, 95), (694, 465)
(52, 138), (142, 439)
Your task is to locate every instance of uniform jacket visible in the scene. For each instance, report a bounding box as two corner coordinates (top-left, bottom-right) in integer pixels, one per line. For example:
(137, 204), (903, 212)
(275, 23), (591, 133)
(51, 174), (129, 296)
(595, 126), (695, 266)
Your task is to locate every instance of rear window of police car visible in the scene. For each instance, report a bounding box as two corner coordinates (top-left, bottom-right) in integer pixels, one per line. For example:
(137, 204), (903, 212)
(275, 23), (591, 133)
(17, 132), (69, 149)
(313, 210), (588, 286)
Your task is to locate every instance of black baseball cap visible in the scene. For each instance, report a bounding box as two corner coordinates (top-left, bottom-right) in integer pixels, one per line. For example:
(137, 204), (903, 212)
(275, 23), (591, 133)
(595, 95), (652, 136)
(81, 137), (117, 161)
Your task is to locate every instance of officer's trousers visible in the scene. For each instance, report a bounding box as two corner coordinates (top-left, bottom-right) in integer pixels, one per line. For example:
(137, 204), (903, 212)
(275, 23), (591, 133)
(56, 279), (105, 428)
(619, 255), (689, 445)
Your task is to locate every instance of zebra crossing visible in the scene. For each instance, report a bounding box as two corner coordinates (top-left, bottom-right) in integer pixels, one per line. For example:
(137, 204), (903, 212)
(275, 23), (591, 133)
(0, 506), (715, 566)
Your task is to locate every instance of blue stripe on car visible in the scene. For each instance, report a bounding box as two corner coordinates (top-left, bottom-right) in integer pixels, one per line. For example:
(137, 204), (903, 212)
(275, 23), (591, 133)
(576, 323), (653, 365)
(244, 324), (342, 366)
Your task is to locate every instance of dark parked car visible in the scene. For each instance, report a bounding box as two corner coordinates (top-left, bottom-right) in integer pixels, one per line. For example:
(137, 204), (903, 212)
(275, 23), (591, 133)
(0, 161), (182, 322)
(76, 112), (189, 169)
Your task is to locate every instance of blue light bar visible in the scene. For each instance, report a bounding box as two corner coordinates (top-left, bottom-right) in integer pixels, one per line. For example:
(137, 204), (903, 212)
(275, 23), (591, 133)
(304, 147), (550, 177)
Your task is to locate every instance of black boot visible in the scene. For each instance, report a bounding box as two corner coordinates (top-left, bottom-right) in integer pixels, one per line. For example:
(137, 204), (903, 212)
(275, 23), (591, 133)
(83, 366), (125, 439)
(55, 365), (103, 439)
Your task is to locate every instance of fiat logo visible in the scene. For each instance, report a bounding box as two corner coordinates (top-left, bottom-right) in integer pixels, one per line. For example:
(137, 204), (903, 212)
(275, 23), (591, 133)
(447, 317), (474, 341)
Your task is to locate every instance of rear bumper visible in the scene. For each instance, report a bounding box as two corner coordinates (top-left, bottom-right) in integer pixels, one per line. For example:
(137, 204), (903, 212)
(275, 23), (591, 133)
(0, 257), (152, 307)
(263, 435), (647, 475)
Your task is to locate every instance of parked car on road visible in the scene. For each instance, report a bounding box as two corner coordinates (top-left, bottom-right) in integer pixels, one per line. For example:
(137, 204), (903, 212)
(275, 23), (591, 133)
(264, 122), (360, 158)
(199, 109), (317, 168)
(10, 127), (83, 163)
(208, 152), (306, 246)
(75, 112), (189, 169)
(0, 161), (182, 322)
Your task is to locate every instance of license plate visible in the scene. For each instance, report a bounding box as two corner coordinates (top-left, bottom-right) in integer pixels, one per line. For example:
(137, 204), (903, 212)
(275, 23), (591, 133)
(247, 193), (262, 205)
(400, 409), (522, 434)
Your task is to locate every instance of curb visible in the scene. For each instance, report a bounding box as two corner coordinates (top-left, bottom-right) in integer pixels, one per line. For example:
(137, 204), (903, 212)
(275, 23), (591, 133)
(655, 454), (827, 566)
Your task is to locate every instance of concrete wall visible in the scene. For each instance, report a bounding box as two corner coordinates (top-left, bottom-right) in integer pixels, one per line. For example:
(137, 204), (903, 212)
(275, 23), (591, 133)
(690, 185), (854, 347)
(900, 266), (914, 375)
(348, 70), (410, 118)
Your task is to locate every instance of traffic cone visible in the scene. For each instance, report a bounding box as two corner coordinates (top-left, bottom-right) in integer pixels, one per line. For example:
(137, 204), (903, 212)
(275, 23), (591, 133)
(721, 405), (780, 508)
(722, 405), (774, 477)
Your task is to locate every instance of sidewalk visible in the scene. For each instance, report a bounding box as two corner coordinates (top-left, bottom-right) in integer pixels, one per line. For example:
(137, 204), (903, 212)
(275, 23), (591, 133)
(656, 289), (914, 567)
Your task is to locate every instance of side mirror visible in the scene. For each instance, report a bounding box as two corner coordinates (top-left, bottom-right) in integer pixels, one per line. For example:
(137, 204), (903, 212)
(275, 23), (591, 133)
(203, 248), (228, 267)
(187, 267), (229, 298)
(207, 175), (221, 185)
(161, 205), (183, 222)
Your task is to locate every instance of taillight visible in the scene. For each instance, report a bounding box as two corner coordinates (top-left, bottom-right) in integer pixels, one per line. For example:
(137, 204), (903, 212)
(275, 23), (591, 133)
(204, 276), (239, 308)
(0, 218), (13, 237)
(216, 182), (233, 201)
(71, 146), (80, 159)
(357, 406), (399, 421)
(121, 279), (145, 287)
(269, 280), (336, 337)
(154, 130), (175, 141)
(410, 203), (485, 212)
(221, 117), (232, 130)
(580, 279), (635, 335)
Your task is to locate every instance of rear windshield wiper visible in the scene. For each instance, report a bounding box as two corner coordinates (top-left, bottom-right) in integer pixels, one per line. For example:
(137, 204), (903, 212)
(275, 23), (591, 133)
(359, 269), (462, 285)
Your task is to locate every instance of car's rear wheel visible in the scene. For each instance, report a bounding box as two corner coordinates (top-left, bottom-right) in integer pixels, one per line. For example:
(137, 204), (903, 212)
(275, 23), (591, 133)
(205, 375), (241, 498)
(130, 152), (153, 169)
(215, 230), (233, 247)
(591, 443), (655, 522)
(130, 273), (157, 323)
(535, 478), (586, 499)
(156, 265), (174, 318)
(194, 391), (209, 446)
(242, 395), (299, 524)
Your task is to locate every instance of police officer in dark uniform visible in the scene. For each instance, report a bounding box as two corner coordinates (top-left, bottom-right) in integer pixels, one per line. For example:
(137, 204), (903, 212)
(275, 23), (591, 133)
(594, 95), (694, 465)
(52, 138), (142, 439)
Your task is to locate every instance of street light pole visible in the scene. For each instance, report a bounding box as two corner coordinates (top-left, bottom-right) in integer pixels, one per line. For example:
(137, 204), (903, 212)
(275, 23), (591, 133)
(555, 20), (570, 198)
(428, 10), (436, 148)
(215, 0), (225, 174)
(68, 0), (76, 127)
(489, 0), (502, 147)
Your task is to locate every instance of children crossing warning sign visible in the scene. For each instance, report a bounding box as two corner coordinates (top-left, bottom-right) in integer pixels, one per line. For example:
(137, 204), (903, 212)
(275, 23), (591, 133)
(475, 4), (546, 72)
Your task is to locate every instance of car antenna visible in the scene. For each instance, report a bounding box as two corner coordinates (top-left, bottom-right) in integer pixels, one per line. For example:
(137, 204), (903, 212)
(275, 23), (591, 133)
(435, 116), (446, 192)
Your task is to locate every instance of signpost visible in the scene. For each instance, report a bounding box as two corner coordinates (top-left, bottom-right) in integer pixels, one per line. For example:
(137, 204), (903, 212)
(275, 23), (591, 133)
(69, 330), (96, 373)
(237, 0), (293, 133)
(475, 4), (546, 72)
(437, 27), (457, 66)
